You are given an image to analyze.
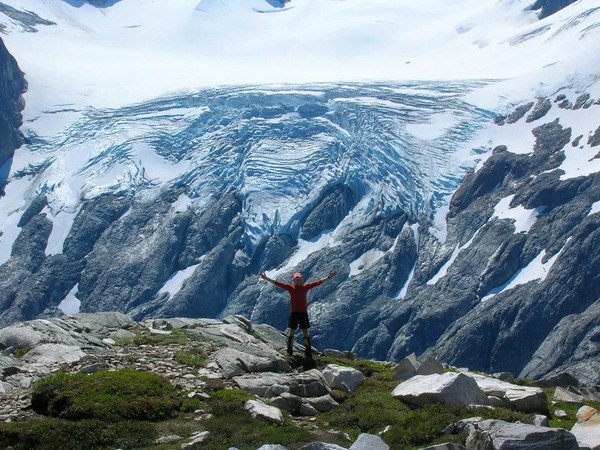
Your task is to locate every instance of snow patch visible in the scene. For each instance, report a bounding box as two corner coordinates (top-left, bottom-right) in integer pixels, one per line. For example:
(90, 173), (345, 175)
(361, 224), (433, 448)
(171, 193), (193, 212)
(44, 207), (78, 256)
(394, 223), (419, 299)
(349, 249), (385, 277)
(481, 249), (560, 302)
(270, 231), (341, 279)
(58, 284), (81, 315)
(429, 202), (450, 244)
(158, 263), (201, 297)
(426, 229), (479, 285)
(492, 194), (545, 233)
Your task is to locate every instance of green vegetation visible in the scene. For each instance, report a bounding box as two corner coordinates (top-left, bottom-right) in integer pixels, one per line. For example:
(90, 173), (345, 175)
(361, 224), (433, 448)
(545, 387), (600, 429)
(0, 417), (157, 450)
(2, 353), (596, 449)
(174, 346), (207, 367)
(200, 389), (313, 450)
(0, 368), (312, 449)
(31, 368), (190, 422)
(12, 347), (31, 358)
(114, 327), (194, 347)
(316, 357), (533, 449)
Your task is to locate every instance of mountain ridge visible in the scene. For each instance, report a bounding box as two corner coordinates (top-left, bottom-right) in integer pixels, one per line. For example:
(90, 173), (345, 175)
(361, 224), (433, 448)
(1, 0), (600, 386)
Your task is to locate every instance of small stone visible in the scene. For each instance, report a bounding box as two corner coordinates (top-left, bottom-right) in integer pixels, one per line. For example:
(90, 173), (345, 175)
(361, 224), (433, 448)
(155, 434), (183, 444)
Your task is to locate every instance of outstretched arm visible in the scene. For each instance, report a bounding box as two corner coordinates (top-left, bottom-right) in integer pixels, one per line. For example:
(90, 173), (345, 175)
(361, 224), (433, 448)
(320, 270), (338, 283)
(259, 272), (279, 285)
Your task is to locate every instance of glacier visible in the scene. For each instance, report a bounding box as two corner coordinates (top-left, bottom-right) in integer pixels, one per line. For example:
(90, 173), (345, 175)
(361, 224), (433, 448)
(2, 82), (497, 262)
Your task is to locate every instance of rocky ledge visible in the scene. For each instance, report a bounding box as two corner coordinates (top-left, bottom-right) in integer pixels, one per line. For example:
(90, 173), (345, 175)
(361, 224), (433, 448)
(1, 312), (599, 449)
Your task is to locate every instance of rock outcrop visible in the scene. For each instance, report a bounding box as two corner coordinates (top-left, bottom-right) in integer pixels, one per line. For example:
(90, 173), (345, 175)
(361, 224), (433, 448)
(1, 312), (594, 449)
(0, 37), (26, 171)
(465, 419), (579, 450)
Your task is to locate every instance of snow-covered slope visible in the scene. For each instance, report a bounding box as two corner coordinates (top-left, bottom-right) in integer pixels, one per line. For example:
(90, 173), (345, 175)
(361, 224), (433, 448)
(1, 0), (600, 383)
(0, 0), (598, 111)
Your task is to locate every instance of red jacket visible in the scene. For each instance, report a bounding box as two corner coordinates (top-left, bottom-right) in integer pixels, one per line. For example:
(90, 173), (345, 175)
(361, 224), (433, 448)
(273, 280), (323, 313)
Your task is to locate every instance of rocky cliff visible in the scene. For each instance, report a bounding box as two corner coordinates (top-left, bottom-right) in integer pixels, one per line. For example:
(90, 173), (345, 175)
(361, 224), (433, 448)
(0, 36), (26, 175)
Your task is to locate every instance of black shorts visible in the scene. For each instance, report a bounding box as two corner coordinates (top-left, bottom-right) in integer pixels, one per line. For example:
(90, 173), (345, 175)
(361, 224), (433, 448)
(288, 312), (310, 330)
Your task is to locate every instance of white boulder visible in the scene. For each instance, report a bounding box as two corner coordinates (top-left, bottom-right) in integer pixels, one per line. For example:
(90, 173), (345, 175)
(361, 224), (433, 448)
(349, 433), (389, 449)
(467, 419), (579, 449)
(571, 406), (600, 450)
(322, 364), (365, 393)
(245, 399), (284, 425)
(468, 373), (548, 413)
(391, 373), (489, 407)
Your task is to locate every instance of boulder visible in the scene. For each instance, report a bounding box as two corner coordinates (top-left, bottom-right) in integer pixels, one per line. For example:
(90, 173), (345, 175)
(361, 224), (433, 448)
(392, 373), (490, 407)
(245, 399), (284, 425)
(469, 373), (548, 413)
(181, 431), (211, 448)
(0, 323), (47, 349)
(214, 347), (290, 377)
(420, 444), (467, 450)
(272, 392), (303, 414)
(395, 353), (419, 380)
(349, 433), (389, 449)
(322, 364), (365, 393)
(492, 372), (515, 384)
(22, 344), (86, 366)
(535, 372), (580, 388)
(298, 443), (347, 450)
(571, 406), (600, 450)
(66, 312), (136, 337)
(466, 419), (579, 450)
(553, 386), (583, 404)
(532, 414), (549, 427)
(234, 369), (330, 399)
(305, 394), (339, 412)
(416, 357), (445, 376)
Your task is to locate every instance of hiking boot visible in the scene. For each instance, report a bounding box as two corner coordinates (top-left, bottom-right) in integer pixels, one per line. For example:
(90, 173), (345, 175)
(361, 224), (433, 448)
(286, 336), (294, 356)
(303, 336), (312, 358)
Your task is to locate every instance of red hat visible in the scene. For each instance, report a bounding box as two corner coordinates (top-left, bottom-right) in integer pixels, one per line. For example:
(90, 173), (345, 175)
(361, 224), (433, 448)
(293, 272), (302, 279)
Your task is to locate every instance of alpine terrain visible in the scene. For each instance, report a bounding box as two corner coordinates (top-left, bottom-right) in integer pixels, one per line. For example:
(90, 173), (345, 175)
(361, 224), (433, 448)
(1, 0), (600, 385)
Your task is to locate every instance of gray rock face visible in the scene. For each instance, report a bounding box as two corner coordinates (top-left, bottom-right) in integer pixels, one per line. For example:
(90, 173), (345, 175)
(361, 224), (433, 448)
(0, 4), (55, 33)
(0, 37), (27, 169)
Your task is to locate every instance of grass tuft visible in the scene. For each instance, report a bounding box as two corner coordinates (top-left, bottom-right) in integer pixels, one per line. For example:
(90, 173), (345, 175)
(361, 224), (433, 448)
(31, 368), (183, 422)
